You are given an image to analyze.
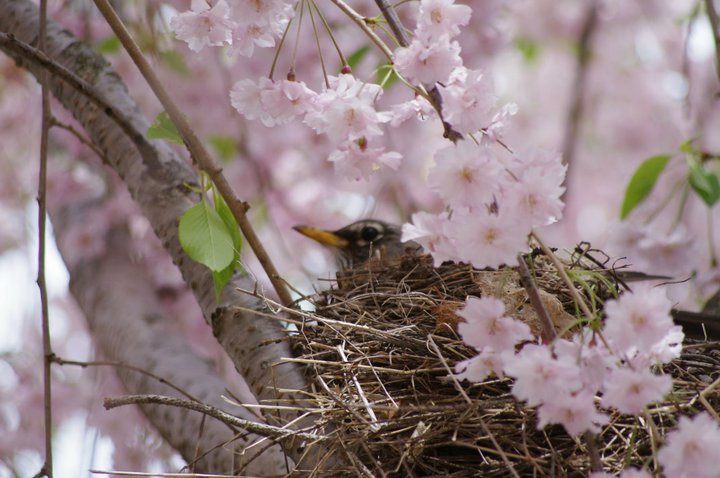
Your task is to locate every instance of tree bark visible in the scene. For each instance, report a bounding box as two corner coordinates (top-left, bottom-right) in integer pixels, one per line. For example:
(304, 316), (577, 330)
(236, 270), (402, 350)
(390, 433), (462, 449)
(0, 0), (311, 469)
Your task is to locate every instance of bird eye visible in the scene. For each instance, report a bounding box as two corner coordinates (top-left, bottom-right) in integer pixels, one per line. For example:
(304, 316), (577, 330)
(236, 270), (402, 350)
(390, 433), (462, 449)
(360, 226), (380, 242)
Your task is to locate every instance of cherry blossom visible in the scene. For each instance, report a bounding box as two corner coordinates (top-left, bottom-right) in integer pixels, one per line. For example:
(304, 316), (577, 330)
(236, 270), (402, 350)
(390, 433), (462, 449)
(401, 211), (458, 266)
(394, 33), (463, 84)
(304, 74), (390, 142)
(170, 0), (234, 52)
(416, 0), (472, 38)
(328, 139), (402, 181)
(601, 367), (672, 414)
(450, 209), (530, 269)
(454, 348), (504, 382)
(456, 296), (532, 351)
(230, 77), (316, 127)
(603, 283), (675, 356)
(536, 391), (608, 436)
(428, 141), (504, 208)
(437, 68), (497, 134)
(657, 413), (720, 478)
(389, 96), (436, 126)
(503, 344), (583, 407)
(502, 161), (566, 226)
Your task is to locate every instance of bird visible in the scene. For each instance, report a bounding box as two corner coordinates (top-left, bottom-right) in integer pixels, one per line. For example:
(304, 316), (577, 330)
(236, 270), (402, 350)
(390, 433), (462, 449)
(293, 219), (421, 268)
(295, 219), (720, 340)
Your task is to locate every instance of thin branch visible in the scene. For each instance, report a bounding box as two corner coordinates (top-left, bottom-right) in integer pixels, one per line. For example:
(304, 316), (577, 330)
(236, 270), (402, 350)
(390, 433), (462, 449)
(91, 0), (293, 308)
(706, 0), (720, 85)
(373, 0), (410, 47)
(426, 336), (521, 478)
(35, 0), (53, 476)
(328, 0), (394, 61)
(104, 394), (322, 442)
(0, 32), (157, 167)
(517, 254), (557, 344)
(561, 0), (598, 173)
(49, 117), (107, 160)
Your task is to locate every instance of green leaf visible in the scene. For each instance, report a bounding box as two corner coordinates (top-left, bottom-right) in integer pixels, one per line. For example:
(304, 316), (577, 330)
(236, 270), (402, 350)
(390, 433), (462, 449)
(208, 135), (238, 163)
(147, 111), (183, 145)
(620, 154), (672, 219)
(376, 63), (399, 89)
(688, 158), (720, 207)
(213, 192), (244, 256)
(347, 45), (371, 70)
(179, 201), (234, 272)
(212, 260), (236, 303)
(96, 35), (121, 55)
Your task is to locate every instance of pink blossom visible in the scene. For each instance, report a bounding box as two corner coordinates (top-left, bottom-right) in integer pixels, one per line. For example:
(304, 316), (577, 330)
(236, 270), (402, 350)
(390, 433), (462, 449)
(536, 391), (608, 436)
(601, 367), (672, 414)
(232, 22), (279, 57)
(502, 165), (566, 227)
(454, 348), (504, 382)
(229, 77), (271, 124)
(304, 75), (390, 142)
(328, 140), (402, 181)
(603, 284), (675, 356)
(648, 325), (684, 363)
(230, 78), (315, 127)
(503, 344), (583, 407)
(170, 0), (233, 52)
(428, 141), (504, 208)
(389, 96), (436, 126)
(450, 210), (530, 269)
(401, 211), (458, 266)
(657, 413), (720, 478)
(456, 296), (532, 351)
(416, 0), (472, 38)
(438, 68), (497, 134)
(554, 337), (613, 394)
(259, 79), (316, 126)
(228, 0), (293, 57)
(394, 33), (462, 84)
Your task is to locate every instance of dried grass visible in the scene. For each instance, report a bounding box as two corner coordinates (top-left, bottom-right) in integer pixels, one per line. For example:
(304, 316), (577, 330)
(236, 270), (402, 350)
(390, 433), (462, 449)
(287, 248), (720, 477)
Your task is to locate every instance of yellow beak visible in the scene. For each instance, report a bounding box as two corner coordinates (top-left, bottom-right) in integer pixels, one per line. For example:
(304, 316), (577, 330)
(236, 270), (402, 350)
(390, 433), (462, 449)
(293, 226), (349, 248)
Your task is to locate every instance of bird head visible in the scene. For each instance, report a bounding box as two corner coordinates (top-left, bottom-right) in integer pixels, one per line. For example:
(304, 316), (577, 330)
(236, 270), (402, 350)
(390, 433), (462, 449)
(294, 219), (416, 268)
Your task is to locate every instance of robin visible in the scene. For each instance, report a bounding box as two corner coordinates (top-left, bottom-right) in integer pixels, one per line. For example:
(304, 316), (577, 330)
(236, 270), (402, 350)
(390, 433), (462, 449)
(293, 219), (421, 268)
(294, 219), (720, 340)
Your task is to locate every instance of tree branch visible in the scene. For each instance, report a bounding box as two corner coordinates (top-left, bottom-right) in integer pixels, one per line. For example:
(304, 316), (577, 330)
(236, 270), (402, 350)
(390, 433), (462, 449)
(0, 0), (308, 458)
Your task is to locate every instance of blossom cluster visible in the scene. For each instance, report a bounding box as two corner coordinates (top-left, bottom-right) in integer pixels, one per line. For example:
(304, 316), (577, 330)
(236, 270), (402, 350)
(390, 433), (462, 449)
(391, 0), (565, 270)
(452, 284), (715, 477)
(402, 145), (566, 269)
(229, 73), (402, 181)
(170, 0), (294, 56)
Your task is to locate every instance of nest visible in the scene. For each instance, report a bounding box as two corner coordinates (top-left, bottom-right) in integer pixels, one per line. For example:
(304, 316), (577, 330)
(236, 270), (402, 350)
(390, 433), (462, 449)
(289, 247), (720, 477)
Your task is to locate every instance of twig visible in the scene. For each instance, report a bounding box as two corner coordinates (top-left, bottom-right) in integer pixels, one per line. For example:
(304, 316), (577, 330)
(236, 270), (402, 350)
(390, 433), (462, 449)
(373, 0), (410, 47)
(328, 0), (394, 60)
(49, 117), (107, 160)
(582, 430), (602, 472)
(531, 232), (596, 323)
(35, 0), (53, 476)
(561, 0), (598, 173)
(91, 0), (293, 307)
(517, 254), (557, 343)
(706, 0), (720, 85)
(54, 357), (204, 404)
(104, 394), (321, 442)
(0, 33), (157, 168)
(426, 335), (521, 478)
